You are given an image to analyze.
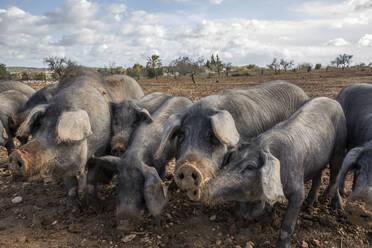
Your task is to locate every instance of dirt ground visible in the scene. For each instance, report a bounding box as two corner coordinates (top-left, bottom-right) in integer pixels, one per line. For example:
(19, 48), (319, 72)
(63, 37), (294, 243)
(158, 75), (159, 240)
(1, 70), (372, 248)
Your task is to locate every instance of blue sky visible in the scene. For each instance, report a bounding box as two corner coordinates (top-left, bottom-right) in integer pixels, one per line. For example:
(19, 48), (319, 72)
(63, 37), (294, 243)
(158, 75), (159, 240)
(0, 0), (371, 67)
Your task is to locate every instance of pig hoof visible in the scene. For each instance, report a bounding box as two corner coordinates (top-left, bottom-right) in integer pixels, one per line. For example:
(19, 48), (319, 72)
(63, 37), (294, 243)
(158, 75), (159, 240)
(151, 216), (162, 227)
(85, 194), (103, 213)
(331, 197), (343, 210)
(66, 197), (82, 212)
(304, 197), (318, 208)
(277, 238), (291, 248)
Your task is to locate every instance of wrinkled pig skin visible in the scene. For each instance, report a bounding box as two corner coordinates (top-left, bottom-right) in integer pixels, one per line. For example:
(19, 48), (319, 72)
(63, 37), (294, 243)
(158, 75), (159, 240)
(155, 80), (309, 195)
(331, 83), (372, 205)
(86, 96), (192, 230)
(110, 92), (171, 156)
(198, 97), (346, 248)
(0, 90), (30, 154)
(8, 67), (144, 209)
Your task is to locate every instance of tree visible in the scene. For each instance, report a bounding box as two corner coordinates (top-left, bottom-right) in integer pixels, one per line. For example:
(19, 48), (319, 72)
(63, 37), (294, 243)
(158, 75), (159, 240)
(43, 56), (76, 79)
(169, 56), (205, 83)
(224, 62), (232, 77)
(127, 63), (144, 80)
(315, 64), (322, 70)
(146, 55), (162, 80)
(205, 54), (224, 76)
(0, 63), (10, 79)
(268, 58), (280, 74)
(298, 63), (312, 72)
(331, 54), (353, 69)
(279, 59), (294, 71)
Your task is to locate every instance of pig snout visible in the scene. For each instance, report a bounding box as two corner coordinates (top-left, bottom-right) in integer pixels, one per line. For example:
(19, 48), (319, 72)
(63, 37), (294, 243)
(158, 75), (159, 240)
(175, 163), (204, 190)
(116, 204), (144, 231)
(112, 143), (126, 156)
(187, 188), (202, 201)
(111, 134), (128, 156)
(8, 150), (28, 176)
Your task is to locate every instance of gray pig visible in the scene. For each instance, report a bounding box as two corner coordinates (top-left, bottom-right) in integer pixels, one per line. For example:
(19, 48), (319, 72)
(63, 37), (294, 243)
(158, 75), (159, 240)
(331, 83), (372, 205)
(8, 84), (59, 142)
(0, 80), (35, 98)
(197, 97), (346, 248)
(8, 67), (144, 209)
(0, 90), (29, 154)
(86, 95), (192, 229)
(155, 80), (308, 199)
(111, 92), (173, 156)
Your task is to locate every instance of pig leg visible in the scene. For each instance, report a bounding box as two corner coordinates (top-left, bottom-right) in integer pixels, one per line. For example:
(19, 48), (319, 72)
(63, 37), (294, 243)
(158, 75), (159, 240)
(85, 158), (117, 209)
(305, 171), (322, 206)
(278, 187), (305, 248)
(328, 153), (344, 209)
(64, 175), (81, 210)
(85, 161), (100, 208)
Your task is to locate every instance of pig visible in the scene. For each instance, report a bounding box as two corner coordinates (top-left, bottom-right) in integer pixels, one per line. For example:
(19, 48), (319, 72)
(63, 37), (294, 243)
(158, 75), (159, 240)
(110, 92), (173, 156)
(0, 80), (35, 98)
(0, 90), (29, 154)
(86, 95), (193, 229)
(8, 67), (144, 209)
(8, 84), (59, 142)
(331, 83), (372, 205)
(197, 97), (346, 248)
(155, 80), (309, 198)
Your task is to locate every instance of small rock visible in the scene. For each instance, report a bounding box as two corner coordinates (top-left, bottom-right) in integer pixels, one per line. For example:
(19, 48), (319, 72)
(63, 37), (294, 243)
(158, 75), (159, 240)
(11, 196), (22, 204)
(302, 240), (309, 248)
(18, 236), (28, 243)
(245, 241), (255, 248)
(312, 239), (320, 246)
(52, 220), (58, 225)
(166, 213), (172, 219)
(210, 215), (216, 221)
(43, 177), (53, 184)
(216, 240), (222, 245)
(122, 234), (136, 243)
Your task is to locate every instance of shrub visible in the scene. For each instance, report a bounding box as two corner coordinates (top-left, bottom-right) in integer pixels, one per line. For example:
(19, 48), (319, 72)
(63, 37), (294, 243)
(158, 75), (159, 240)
(0, 63), (10, 79)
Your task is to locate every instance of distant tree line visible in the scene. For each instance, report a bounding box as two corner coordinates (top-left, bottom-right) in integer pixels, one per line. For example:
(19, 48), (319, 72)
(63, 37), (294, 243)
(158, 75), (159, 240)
(1, 53), (371, 82)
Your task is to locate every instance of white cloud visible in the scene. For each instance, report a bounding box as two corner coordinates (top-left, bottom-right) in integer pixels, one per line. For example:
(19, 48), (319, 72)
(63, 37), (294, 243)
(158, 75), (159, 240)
(324, 38), (351, 47)
(358, 34), (372, 46)
(210, 0), (223, 4)
(0, 0), (372, 67)
(106, 3), (127, 22)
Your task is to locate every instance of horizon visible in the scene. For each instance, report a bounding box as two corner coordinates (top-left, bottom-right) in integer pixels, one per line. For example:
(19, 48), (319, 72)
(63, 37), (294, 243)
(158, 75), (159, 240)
(1, 0), (372, 68)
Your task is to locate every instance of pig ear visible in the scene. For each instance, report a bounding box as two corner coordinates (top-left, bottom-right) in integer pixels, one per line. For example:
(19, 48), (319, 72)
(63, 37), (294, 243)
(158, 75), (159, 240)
(16, 104), (48, 138)
(141, 164), (168, 217)
(155, 113), (183, 159)
(260, 151), (285, 203)
(0, 120), (8, 142)
(330, 147), (363, 197)
(210, 110), (240, 148)
(56, 109), (92, 143)
(86, 156), (120, 176)
(8, 111), (26, 135)
(131, 102), (153, 123)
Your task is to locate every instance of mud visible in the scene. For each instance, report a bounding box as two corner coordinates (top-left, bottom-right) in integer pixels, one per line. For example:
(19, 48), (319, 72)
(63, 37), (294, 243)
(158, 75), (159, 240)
(1, 70), (372, 247)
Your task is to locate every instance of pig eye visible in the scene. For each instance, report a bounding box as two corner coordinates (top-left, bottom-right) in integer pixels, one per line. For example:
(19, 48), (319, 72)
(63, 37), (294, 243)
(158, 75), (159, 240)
(222, 150), (235, 168)
(239, 161), (258, 173)
(176, 130), (185, 143)
(207, 131), (219, 145)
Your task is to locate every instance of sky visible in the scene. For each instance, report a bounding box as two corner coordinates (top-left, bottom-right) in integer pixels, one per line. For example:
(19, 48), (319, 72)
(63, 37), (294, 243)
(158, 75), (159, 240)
(0, 0), (371, 67)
